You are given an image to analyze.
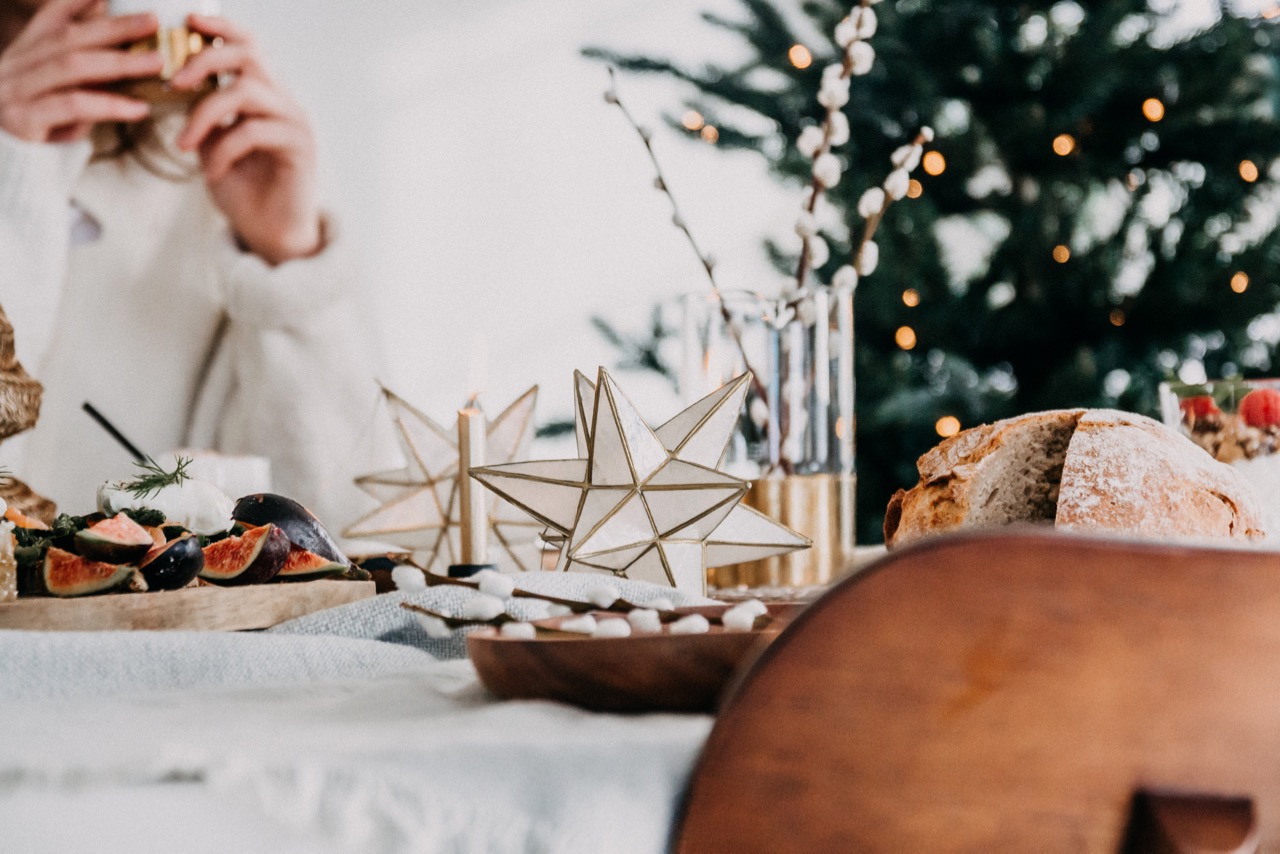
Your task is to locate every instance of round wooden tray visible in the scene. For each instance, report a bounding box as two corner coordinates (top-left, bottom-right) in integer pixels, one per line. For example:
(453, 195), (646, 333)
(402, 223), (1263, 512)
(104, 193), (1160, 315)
(467, 604), (796, 713)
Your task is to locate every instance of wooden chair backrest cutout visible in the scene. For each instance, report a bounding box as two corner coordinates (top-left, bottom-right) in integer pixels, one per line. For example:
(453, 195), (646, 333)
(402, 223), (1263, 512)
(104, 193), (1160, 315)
(676, 530), (1280, 852)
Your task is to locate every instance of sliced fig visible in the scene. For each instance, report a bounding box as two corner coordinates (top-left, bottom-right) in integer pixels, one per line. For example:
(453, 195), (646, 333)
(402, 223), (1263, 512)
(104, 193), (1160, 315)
(199, 523), (289, 586)
(275, 545), (349, 582)
(139, 534), (204, 591)
(74, 513), (155, 564)
(232, 494), (350, 567)
(43, 547), (136, 597)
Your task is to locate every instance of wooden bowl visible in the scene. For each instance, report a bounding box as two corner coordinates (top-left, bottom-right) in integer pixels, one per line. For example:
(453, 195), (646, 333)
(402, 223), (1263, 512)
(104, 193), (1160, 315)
(467, 605), (796, 713)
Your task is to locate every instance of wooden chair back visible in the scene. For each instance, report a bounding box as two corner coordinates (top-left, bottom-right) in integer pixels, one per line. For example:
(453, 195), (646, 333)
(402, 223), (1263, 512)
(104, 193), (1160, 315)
(677, 530), (1280, 852)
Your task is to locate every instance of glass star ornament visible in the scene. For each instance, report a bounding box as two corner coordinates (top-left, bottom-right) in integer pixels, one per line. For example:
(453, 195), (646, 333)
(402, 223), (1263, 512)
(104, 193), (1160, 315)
(472, 368), (809, 595)
(342, 386), (543, 573)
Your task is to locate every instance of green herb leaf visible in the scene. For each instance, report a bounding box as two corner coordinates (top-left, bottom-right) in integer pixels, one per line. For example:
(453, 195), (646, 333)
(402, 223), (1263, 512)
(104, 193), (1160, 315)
(122, 456), (191, 500)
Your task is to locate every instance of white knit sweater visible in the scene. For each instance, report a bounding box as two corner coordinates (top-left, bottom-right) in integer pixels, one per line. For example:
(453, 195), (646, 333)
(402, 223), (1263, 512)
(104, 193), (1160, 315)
(0, 126), (386, 530)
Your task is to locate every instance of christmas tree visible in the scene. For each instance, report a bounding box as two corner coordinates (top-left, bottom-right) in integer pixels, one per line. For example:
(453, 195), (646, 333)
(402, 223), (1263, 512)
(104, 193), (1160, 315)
(587, 0), (1280, 542)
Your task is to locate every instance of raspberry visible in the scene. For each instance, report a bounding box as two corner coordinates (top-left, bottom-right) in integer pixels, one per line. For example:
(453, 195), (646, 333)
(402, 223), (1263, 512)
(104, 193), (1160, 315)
(1238, 388), (1280, 428)
(1178, 395), (1220, 421)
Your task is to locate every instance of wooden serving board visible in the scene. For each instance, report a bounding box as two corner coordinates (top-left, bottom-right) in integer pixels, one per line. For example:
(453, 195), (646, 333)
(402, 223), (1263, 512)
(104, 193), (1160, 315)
(0, 581), (375, 632)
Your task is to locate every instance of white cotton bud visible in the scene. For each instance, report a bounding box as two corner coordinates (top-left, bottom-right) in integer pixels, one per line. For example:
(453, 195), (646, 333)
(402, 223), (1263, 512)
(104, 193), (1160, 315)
(476, 569), (516, 599)
(834, 16), (858, 49)
(669, 614), (711, 635)
(749, 398), (770, 429)
(920, 126), (935, 143)
(796, 125), (825, 159)
(817, 76), (851, 110)
(794, 295), (818, 326)
(821, 62), (845, 85)
(795, 210), (818, 239)
(500, 621), (537, 640)
(856, 7), (878, 38)
(849, 41), (875, 76)
(891, 144), (922, 171)
(721, 605), (759, 632)
(737, 599), (768, 617)
(415, 613), (453, 638)
(585, 580), (620, 608)
(462, 593), (506, 622)
(832, 265), (859, 291)
(812, 152), (842, 187)
(627, 608), (664, 633)
(884, 168), (911, 200)
(857, 241), (880, 276)
(807, 234), (830, 268)
(828, 111), (850, 147)
(650, 596), (675, 612)
(545, 603), (573, 618)
(858, 187), (886, 218)
(560, 615), (598, 634)
(592, 618), (632, 639)
(391, 565), (427, 592)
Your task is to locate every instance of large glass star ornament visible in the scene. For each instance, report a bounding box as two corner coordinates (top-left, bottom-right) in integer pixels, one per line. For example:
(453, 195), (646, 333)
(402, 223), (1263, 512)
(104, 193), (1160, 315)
(343, 386), (543, 573)
(471, 368), (809, 594)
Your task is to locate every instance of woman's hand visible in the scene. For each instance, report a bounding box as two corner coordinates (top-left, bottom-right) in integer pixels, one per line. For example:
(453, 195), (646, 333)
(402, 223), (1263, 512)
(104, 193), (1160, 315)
(173, 14), (321, 266)
(0, 0), (161, 144)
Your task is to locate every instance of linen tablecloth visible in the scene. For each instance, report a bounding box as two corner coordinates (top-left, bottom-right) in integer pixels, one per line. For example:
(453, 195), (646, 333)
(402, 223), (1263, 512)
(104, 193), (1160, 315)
(0, 576), (718, 853)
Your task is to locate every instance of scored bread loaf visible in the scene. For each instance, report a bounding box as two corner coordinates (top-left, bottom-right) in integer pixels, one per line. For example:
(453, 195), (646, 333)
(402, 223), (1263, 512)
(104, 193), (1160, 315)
(884, 409), (1264, 548)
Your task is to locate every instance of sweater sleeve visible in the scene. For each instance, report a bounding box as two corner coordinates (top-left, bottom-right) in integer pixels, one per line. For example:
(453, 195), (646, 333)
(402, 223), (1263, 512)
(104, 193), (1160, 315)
(0, 130), (91, 370)
(191, 216), (396, 532)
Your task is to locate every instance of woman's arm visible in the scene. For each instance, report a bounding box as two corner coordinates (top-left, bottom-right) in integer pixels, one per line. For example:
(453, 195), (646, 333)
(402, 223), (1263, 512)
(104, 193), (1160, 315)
(0, 0), (160, 367)
(171, 12), (322, 267)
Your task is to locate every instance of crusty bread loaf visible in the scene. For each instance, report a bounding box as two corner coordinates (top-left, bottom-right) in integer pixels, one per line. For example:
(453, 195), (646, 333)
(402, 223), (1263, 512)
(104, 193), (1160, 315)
(884, 409), (1264, 548)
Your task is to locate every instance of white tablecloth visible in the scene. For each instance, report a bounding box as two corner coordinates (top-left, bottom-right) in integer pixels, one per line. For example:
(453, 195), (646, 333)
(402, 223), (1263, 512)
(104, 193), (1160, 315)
(0, 577), (718, 853)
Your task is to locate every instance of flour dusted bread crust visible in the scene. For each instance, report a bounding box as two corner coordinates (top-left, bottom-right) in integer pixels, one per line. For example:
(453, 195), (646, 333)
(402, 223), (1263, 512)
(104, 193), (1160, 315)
(884, 408), (1264, 548)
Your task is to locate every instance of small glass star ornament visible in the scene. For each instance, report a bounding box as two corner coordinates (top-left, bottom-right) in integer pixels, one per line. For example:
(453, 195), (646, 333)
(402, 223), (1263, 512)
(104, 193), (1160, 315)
(343, 386), (543, 573)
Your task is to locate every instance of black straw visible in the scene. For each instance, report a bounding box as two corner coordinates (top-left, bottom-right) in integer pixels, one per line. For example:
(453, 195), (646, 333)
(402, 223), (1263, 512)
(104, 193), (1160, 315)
(82, 402), (147, 463)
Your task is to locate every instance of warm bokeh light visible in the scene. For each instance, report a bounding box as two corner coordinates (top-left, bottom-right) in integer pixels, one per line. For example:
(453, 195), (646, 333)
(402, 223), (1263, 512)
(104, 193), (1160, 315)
(789, 44), (813, 69)
(902, 288), (920, 307)
(1053, 134), (1076, 156)
(935, 416), (961, 438)
(1240, 160), (1260, 183)
(700, 125), (720, 144)
(895, 326), (917, 350)
(1265, 4), (1280, 20)
(1142, 98), (1165, 122)
(906, 179), (923, 198)
(1053, 244), (1071, 263)
(1231, 271), (1250, 293)
(1110, 309), (1126, 327)
(922, 151), (946, 176)
(681, 110), (705, 131)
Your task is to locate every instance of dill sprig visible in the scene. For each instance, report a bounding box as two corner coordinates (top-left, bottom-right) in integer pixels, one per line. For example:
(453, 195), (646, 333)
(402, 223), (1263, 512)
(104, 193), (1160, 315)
(123, 456), (192, 499)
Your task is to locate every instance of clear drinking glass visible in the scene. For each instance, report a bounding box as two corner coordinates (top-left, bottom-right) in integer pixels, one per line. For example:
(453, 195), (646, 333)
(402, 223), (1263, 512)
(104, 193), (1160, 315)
(680, 287), (856, 587)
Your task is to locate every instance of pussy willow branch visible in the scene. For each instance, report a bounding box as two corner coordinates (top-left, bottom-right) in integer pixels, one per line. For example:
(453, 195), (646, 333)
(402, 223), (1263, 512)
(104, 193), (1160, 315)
(792, 0), (873, 295)
(605, 67), (771, 406)
(852, 128), (931, 271)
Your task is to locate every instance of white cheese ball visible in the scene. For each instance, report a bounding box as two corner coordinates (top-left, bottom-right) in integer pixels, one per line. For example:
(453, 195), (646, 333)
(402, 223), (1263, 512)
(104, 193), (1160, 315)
(669, 614), (711, 635)
(592, 618), (632, 639)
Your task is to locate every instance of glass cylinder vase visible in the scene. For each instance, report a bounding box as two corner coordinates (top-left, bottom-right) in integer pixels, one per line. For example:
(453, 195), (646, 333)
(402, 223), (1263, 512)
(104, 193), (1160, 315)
(680, 287), (856, 590)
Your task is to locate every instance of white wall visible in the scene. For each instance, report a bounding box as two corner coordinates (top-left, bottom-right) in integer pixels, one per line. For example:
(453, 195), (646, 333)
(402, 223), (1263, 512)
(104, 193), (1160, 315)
(222, 0), (797, 438)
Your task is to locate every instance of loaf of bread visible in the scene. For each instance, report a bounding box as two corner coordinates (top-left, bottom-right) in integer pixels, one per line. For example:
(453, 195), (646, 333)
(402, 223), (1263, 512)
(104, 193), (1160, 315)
(884, 409), (1264, 548)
